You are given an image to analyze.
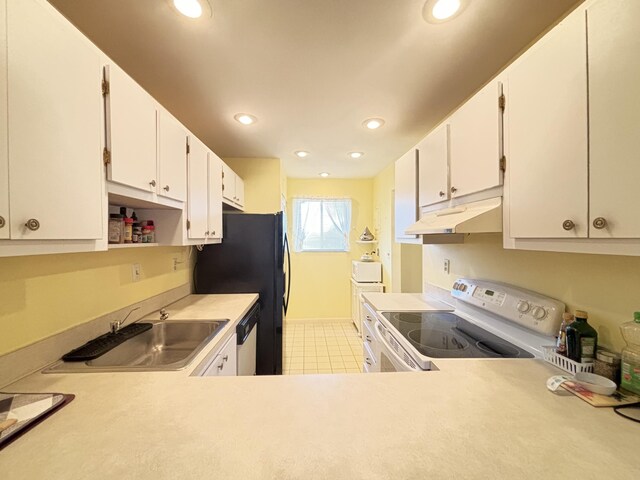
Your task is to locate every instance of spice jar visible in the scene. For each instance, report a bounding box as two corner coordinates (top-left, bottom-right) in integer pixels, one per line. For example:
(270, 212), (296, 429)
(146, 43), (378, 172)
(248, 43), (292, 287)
(132, 223), (142, 243)
(108, 214), (124, 244)
(124, 217), (133, 243)
(593, 349), (621, 385)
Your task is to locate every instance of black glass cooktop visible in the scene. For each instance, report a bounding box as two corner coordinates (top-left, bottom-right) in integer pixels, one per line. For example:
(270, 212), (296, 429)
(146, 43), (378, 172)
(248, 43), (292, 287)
(380, 312), (534, 359)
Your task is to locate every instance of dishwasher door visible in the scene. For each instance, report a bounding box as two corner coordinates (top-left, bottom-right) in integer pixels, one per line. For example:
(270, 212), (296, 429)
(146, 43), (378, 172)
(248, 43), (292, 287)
(236, 303), (260, 376)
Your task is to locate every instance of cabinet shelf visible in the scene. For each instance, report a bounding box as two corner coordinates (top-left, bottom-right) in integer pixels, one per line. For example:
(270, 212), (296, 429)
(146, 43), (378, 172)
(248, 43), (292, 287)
(108, 243), (159, 249)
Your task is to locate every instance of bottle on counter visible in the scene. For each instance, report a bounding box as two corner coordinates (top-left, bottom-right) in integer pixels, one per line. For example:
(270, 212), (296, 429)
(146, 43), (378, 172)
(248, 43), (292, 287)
(555, 312), (574, 356)
(620, 312), (640, 395)
(566, 310), (598, 364)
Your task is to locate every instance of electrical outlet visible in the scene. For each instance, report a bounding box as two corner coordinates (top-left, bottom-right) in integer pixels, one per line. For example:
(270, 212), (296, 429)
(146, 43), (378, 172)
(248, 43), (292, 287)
(132, 263), (141, 282)
(172, 257), (178, 271)
(443, 259), (450, 274)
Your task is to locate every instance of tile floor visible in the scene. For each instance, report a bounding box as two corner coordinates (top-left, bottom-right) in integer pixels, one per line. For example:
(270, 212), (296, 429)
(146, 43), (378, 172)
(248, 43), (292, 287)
(283, 320), (364, 375)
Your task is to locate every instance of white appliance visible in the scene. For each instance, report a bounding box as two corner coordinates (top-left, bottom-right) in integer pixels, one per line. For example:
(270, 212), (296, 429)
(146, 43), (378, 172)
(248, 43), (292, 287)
(368, 279), (565, 372)
(352, 261), (382, 283)
(236, 303), (260, 376)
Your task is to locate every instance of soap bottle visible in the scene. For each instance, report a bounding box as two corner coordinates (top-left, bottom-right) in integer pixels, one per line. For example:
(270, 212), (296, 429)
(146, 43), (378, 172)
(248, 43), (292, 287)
(566, 310), (597, 364)
(620, 312), (640, 395)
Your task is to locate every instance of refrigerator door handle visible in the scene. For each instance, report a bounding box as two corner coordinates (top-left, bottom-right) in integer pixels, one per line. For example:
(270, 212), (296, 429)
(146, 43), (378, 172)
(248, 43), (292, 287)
(284, 233), (291, 315)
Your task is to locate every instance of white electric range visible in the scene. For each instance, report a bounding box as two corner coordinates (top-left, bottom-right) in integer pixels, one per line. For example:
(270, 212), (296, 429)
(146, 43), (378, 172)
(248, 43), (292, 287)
(362, 278), (565, 372)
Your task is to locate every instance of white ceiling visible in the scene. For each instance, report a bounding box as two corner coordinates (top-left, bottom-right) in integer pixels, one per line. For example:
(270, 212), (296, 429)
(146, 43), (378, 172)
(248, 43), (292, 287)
(49, 0), (581, 178)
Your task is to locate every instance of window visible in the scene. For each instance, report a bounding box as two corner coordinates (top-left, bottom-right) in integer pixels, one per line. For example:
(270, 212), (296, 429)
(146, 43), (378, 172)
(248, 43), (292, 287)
(292, 198), (352, 252)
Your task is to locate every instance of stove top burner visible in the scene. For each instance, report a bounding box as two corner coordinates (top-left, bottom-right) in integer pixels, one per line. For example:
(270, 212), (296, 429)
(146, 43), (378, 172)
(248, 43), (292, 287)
(380, 311), (533, 359)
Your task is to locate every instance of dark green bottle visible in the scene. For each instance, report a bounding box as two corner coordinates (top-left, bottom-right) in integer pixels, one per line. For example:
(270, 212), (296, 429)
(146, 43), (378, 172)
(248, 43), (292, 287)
(566, 310), (598, 363)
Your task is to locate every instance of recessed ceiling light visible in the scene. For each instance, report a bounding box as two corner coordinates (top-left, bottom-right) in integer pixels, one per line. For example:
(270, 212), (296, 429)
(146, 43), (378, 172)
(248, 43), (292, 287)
(349, 152), (364, 159)
(363, 118), (385, 130)
(423, 0), (467, 23)
(234, 113), (257, 125)
(172, 0), (211, 19)
(319, 172), (330, 178)
(295, 151), (309, 158)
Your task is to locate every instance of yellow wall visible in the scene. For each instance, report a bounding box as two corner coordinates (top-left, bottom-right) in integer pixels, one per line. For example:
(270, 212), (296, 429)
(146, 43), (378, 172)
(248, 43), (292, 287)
(423, 233), (640, 351)
(224, 157), (283, 214)
(0, 246), (191, 356)
(286, 178), (373, 320)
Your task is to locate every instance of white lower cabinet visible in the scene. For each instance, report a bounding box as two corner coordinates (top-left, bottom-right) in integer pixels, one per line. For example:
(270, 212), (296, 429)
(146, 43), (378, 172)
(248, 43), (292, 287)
(351, 280), (384, 335)
(3, 0), (103, 242)
(201, 333), (237, 377)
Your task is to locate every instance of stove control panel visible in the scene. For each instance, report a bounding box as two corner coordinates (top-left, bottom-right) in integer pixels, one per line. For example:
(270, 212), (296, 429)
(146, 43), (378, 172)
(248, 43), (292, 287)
(451, 278), (566, 337)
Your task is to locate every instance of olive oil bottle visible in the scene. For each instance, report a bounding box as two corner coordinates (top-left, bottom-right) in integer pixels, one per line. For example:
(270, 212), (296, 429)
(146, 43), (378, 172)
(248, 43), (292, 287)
(566, 310), (597, 363)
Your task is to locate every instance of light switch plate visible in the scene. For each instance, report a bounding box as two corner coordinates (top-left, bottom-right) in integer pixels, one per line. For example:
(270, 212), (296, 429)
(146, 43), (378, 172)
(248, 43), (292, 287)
(132, 263), (141, 282)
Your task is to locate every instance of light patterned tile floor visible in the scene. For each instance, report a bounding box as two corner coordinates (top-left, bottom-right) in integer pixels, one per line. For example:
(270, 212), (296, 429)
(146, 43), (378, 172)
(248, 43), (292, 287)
(283, 320), (364, 375)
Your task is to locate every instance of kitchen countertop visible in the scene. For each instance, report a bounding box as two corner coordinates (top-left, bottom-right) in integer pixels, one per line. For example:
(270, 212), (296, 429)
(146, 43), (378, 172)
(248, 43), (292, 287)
(1, 297), (637, 479)
(362, 292), (452, 312)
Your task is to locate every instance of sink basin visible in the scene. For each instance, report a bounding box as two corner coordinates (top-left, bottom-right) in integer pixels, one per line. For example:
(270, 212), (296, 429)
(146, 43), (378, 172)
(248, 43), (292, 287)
(44, 320), (228, 373)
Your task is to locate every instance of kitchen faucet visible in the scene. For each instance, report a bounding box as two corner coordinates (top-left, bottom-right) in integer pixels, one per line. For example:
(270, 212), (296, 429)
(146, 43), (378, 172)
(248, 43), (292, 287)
(110, 306), (141, 333)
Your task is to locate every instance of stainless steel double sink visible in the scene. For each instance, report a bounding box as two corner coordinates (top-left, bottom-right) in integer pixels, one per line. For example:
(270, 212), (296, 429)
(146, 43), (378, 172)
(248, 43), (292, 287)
(45, 320), (228, 373)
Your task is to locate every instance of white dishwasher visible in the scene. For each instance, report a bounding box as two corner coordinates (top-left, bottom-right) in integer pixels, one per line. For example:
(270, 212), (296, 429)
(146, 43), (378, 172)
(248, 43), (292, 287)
(236, 303), (260, 376)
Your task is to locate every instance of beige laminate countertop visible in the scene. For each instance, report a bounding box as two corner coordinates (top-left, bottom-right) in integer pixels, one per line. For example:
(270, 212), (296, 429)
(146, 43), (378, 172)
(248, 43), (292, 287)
(1, 298), (637, 479)
(362, 292), (452, 312)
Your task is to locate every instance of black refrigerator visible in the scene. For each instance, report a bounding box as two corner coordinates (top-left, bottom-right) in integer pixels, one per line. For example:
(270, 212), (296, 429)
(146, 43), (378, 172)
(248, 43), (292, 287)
(194, 212), (290, 375)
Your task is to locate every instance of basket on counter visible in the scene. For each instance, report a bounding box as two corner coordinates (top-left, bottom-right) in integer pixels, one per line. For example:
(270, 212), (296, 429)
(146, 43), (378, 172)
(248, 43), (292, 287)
(541, 346), (594, 374)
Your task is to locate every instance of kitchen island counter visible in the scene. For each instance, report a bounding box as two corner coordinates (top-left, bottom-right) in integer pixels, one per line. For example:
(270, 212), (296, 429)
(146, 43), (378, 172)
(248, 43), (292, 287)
(1, 355), (637, 479)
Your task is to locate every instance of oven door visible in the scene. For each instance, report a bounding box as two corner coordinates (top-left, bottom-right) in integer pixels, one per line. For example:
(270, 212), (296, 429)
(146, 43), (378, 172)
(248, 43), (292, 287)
(375, 320), (423, 372)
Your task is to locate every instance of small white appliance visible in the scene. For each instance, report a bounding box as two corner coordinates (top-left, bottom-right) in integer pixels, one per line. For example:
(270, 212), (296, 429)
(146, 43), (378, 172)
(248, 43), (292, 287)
(352, 261), (382, 283)
(367, 278), (565, 372)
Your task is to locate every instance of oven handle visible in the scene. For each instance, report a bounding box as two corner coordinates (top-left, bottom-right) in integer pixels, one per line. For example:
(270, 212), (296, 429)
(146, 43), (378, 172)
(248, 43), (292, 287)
(375, 320), (421, 372)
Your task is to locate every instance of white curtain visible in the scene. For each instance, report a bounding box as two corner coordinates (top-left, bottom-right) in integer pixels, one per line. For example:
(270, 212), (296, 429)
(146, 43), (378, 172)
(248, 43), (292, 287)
(292, 198), (311, 252)
(324, 199), (352, 251)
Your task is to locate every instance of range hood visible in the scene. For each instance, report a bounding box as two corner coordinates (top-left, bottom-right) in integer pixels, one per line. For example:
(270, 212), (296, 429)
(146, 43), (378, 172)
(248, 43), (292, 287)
(405, 197), (502, 244)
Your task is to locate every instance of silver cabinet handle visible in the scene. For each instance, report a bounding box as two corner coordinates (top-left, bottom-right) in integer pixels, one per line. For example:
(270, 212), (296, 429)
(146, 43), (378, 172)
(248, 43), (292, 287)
(25, 218), (40, 231)
(149, 180), (156, 187)
(222, 355), (229, 362)
(593, 217), (607, 229)
(562, 220), (575, 231)
(205, 231), (210, 236)
(163, 185), (170, 192)
(211, 230), (216, 236)
(450, 186), (457, 194)
(365, 359), (372, 366)
(217, 363), (224, 371)
(0, 216), (5, 228)
(439, 191), (445, 197)
(365, 335), (372, 343)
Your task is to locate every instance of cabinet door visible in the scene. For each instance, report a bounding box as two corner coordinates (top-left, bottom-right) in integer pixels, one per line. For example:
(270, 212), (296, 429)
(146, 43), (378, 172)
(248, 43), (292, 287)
(394, 149), (418, 241)
(7, 0), (103, 240)
(235, 176), (245, 208)
(158, 110), (187, 202)
(105, 63), (157, 192)
(351, 283), (359, 332)
(202, 334), (237, 376)
(507, 10), (588, 238)
(588, 0), (640, 238)
(187, 136), (208, 240)
(222, 163), (235, 202)
(417, 124), (449, 207)
(0, 0), (8, 239)
(449, 80), (503, 198)
(207, 151), (223, 239)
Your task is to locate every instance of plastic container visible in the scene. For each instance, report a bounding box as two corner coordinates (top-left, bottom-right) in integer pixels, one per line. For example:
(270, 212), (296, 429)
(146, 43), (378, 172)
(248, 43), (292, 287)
(542, 346), (594, 375)
(108, 214), (124, 244)
(593, 349), (621, 384)
(620, 312), (640, 395)
(566, 310), (597, 364)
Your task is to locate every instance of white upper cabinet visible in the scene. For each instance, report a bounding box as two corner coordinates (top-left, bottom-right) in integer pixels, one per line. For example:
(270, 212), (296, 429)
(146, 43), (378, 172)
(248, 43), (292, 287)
(449, 80), (503, 198)
(417, 124), (449, 207)
(587, 0), (640, 239)
(207, 152), (223, 240)
(394, 148), (418, 241)
(158, 109), (187, 202)
(235, 176), (245, 208)
(0, 0), (8, 240)
(222, 163), (235, 203)
(5, 0), (103, 240)
(187, 136), (209, 240)
(105, 63), (157, 193)
(506, 9), (588, 239)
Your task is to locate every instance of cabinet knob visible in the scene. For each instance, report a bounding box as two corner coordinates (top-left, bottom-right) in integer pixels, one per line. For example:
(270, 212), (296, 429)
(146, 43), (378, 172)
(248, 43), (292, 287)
(439, 191), (445, 197)
(365, 359), (372, 366)
(205, 231), (210, 236)
(562, 220), (575, 231)
(25, 218), (40, 231)
(365, 335), (372, 343)
(163, 185), (170, 192)
(450, 186), (457, 194)
(0, 216), (5, 228)
(211, 230), (216, 236)
(593, 217), (607, 229)
(222, 355), (229, 362)
(149, 180), (156, 187)
(217, 363), (224, 371)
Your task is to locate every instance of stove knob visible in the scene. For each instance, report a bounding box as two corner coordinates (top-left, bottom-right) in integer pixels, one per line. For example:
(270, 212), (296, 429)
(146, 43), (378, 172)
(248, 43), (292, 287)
(532, 306), (547, 320)
(517, 300), (531, 313)
(453, 282), (460, 290)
